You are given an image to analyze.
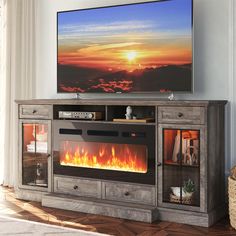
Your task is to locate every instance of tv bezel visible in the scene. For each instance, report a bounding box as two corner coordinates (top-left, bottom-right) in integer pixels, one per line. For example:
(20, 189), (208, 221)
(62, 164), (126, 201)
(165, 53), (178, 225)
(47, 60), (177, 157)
(57, 0), (194, 95)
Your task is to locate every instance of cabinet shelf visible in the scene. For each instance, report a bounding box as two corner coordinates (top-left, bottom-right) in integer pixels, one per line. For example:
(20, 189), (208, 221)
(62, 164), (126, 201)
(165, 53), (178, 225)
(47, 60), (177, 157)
(23, 151), (48, 155)
(164, 160), (199, 168)
(26, 182), (47, 187)
(56, 120), (156, 126)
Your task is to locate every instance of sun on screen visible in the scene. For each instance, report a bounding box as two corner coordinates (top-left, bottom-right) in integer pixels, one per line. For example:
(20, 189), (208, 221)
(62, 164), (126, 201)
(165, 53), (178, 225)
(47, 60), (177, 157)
(126, 51), (137, 62)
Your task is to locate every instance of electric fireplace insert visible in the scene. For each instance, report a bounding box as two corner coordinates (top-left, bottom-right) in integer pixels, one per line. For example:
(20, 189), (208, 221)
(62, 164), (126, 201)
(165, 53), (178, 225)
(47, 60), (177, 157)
(53, 121), (155, 185)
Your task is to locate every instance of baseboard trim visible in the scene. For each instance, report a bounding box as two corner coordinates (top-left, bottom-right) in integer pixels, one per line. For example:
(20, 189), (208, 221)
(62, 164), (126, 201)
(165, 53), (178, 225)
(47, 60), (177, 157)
(15, 188), (48, 202)
(157, 204), (227, 227)
(41, 193), (226, 226)
(42, 193), (158, 223)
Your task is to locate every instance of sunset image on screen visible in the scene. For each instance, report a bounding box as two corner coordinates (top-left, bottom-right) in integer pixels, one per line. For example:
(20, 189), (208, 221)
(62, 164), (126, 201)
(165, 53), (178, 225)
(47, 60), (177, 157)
(57, 0), (192, 93)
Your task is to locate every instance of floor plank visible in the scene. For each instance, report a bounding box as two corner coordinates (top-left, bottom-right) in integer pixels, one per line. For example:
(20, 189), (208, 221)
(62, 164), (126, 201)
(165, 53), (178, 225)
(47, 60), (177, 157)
(0, 186), (235, 236)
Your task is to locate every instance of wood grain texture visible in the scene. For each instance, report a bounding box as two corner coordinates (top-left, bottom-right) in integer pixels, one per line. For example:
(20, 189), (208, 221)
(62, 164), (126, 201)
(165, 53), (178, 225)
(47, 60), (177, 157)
(54, 176), (102, 199)
(15, 188), (47, 202)
(42, 193), (158, 223)
(207, 104), (226, 211)
(158, 106), (206, 125)
(16, 99), (227, 227)
(19, 104), (53, 119)
(15, 99), (227, 107)
(158, 205), (226, 227)
(103, 182), (155, 205)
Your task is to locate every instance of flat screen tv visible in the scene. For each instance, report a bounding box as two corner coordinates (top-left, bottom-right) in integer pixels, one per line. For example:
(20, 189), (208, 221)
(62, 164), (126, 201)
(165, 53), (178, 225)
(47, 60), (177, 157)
(57, 0), (193, 94)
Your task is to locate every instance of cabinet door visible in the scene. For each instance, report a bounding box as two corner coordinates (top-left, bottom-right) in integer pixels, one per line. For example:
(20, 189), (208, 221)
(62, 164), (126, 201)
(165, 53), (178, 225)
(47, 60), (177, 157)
(19, 120), (51, 191)
(158, 124), (207, 212)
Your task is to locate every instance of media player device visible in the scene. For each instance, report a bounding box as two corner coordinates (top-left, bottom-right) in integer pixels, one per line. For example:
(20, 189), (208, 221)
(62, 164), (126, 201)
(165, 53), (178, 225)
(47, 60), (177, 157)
(58, 111), (103, 120)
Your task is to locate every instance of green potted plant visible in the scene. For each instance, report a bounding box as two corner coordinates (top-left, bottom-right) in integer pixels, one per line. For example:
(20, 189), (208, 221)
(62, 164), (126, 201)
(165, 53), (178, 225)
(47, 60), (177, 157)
(183, 179), (195, 197)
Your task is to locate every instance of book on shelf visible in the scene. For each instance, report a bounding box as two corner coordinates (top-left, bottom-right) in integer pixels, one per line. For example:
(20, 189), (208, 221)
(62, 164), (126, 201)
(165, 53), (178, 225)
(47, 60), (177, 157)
(182, 138), (191, 163)
(26, 141), (47, 153)
(172, 132), (180, 163)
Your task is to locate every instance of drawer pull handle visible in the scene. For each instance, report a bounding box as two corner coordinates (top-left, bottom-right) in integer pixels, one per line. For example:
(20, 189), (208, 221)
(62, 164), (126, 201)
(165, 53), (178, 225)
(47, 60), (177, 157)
(124, 191), (130, 196)
(178, 112), (184, 118)
(32, 110), (37, 114)
(73, 185), (78, 190)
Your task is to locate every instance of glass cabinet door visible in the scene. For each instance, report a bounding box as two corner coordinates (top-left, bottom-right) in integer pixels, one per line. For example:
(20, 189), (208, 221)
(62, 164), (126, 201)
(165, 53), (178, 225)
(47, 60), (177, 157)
(21, 121), (50, 189)
(162, 129), (200, 207)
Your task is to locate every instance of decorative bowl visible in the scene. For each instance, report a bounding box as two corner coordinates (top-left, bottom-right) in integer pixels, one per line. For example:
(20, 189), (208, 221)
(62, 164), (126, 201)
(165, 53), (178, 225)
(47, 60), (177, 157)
(171, 187), (193, 198)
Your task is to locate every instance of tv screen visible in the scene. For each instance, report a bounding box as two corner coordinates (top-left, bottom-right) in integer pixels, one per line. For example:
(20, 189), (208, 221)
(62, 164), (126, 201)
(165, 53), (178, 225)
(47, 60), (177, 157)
(57, 0), (193, 93)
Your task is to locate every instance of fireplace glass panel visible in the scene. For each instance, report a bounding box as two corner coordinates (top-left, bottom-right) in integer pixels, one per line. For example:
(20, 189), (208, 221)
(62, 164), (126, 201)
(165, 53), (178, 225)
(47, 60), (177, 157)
(22, 123), (48, 188)
(163, 129), (200, 207)
(60, 141), (148, 173)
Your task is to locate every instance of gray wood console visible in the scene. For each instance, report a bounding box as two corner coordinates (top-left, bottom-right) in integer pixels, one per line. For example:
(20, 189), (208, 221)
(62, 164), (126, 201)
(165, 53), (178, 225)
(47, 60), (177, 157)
(15, 99), (227, 227)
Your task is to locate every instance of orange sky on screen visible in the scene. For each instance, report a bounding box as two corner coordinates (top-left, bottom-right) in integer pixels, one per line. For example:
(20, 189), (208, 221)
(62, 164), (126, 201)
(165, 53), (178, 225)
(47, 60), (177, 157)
(58, 40), (192, 72)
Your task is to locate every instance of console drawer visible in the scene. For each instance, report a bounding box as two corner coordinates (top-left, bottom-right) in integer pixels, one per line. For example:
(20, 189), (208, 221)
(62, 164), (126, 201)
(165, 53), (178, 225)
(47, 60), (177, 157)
(158, 106), (205, 125)
(54, 176), (102, 198)
(19, 105), (52, 119)
(103, 182), (156, 205)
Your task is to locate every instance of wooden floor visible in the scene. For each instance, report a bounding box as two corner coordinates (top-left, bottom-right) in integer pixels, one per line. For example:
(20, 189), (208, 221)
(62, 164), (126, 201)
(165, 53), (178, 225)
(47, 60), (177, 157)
(0, 186), (235, 236)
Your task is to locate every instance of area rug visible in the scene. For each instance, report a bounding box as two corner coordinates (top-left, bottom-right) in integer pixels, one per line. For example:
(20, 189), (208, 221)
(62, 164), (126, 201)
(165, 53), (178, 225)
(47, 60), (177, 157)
(0, 215), (109, 235)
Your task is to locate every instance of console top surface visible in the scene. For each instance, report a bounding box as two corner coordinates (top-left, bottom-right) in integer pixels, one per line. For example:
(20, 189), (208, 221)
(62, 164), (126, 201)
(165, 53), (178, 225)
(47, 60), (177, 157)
(15, 99), (227, 106)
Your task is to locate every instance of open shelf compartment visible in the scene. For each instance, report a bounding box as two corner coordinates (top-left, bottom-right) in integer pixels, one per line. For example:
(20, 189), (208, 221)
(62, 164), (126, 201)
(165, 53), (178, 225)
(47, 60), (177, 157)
(107, 105), (156, 123)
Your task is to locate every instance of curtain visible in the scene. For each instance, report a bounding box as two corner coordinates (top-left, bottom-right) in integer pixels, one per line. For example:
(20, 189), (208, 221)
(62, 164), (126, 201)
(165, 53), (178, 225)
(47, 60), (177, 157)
(0, 0), (4, 184)
(0, 0), (36, 187)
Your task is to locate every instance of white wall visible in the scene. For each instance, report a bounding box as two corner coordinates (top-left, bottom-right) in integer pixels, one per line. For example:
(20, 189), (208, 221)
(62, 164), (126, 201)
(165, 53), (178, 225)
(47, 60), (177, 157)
(35, 0), (234, 171)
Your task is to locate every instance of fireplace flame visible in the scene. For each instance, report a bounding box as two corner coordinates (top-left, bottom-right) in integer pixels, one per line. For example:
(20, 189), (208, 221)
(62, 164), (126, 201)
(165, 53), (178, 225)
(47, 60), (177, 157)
(60, 141), (147, 173)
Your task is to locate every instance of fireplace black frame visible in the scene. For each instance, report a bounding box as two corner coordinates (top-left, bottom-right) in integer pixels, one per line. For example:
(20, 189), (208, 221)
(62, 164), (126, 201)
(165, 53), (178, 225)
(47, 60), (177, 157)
(53, 120), (155, 185)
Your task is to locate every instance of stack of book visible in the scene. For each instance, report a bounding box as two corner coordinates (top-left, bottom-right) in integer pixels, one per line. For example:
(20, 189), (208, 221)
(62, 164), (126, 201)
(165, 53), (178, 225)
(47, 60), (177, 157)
(26, 141), (47, 153)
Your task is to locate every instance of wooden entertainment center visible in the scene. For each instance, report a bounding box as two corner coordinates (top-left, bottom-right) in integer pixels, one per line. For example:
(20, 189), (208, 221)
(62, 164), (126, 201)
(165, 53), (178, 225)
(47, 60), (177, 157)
(16, 99), (227, 227)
